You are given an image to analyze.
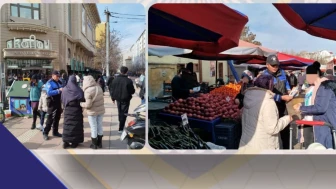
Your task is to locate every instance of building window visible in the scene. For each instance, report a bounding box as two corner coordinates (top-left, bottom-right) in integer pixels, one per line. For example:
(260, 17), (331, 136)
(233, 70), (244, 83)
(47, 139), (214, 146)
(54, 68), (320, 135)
(10, 3), (40, 20)
(82, 5), (86, 35)
(68, 48), (71, 59)
(68, 4), (71, 35)
(87, 16), (93, 43)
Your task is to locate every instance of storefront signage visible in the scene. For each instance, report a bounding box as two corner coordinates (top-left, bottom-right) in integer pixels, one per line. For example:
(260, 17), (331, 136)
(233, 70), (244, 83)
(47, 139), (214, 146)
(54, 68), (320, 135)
(3, 49), (58, 59)
(6, 35), (51, 50)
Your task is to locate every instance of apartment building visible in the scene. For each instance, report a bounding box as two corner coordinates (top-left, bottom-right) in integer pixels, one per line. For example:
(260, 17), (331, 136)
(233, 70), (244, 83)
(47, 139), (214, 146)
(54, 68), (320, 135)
(129, 29), (146, 68)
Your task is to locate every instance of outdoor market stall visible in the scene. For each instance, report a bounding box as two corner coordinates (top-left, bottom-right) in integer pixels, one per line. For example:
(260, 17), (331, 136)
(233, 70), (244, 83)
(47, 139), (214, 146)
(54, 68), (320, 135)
(148, 3), (249, 149)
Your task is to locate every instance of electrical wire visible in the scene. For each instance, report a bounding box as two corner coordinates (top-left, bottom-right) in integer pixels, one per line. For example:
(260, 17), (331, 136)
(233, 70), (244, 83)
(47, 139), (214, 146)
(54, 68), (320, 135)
(110, 15), (145, 20)
(109, 20), (145, 23)
(110, 12), (145, 17)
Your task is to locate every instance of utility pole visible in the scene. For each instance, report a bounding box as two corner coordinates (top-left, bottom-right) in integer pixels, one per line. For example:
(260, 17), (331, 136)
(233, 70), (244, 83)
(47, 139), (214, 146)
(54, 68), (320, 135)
(104, 8), (111, 77)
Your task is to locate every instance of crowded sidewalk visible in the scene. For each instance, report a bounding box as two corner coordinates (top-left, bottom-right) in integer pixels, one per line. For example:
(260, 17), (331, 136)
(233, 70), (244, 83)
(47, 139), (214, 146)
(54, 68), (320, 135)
(3, 88), (141, 150)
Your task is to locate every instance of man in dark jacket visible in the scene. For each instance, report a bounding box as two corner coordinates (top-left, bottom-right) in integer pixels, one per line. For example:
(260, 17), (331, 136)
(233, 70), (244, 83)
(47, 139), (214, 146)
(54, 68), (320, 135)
(289, 72), (298, 89)
(263, 55), (293, 149)
(171, 68), (194, 101)
(111, 66), (135, 133)
(183, 62), (199, 89)
(43, 70), (63, 140)
(106, 75), (114, 102)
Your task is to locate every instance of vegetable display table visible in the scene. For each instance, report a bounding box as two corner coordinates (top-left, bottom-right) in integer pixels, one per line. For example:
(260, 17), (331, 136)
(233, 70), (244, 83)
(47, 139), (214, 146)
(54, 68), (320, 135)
(158, 113), (221, 143)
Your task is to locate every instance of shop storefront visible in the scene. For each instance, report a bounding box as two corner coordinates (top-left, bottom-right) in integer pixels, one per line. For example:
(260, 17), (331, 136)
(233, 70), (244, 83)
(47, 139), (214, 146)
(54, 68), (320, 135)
(2, 34), (58, 85)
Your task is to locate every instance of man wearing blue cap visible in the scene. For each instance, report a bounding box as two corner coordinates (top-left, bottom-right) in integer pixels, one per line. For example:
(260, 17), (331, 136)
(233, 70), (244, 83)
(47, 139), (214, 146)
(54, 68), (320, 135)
(43, 70), (63, 140)
(263, 54), (293, 149)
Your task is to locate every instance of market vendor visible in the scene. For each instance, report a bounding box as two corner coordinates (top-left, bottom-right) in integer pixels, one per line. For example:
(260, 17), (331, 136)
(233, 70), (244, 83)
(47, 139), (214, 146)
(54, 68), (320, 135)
(171, 68), (194, 101)
(263, 54), (293, 149)
(183, 62), (199, 89)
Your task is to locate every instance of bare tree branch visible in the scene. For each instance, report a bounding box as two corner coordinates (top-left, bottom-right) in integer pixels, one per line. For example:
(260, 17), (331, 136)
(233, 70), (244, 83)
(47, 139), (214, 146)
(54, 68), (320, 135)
(95, 29), (123, 74)
(240, 26), (262, 45)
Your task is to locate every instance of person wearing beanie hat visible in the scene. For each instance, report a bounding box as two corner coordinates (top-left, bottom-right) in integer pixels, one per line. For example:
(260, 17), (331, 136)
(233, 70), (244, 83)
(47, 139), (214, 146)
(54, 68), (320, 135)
(294, 61), (336, 149)
(263, 54), (293, 149)
(29, 74), (44, 129)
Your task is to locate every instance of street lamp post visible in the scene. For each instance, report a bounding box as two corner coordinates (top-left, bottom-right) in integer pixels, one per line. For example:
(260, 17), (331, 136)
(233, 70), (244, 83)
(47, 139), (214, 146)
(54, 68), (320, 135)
(104, 9), (111, 77)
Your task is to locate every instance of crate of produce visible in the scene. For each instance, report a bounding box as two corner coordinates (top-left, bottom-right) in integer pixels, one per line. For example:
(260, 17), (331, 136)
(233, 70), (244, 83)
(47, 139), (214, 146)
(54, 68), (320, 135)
(159, 113), (221, 143)
(214, 120), (242, 149)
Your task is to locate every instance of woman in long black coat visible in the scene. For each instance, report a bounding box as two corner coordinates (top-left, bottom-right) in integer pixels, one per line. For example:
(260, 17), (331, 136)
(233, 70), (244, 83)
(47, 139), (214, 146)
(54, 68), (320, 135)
(61, 75), (85, 149)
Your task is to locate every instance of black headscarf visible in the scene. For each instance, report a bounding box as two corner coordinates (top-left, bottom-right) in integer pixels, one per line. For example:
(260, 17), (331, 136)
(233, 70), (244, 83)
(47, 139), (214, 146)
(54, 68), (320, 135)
(61, 75), (84, 107)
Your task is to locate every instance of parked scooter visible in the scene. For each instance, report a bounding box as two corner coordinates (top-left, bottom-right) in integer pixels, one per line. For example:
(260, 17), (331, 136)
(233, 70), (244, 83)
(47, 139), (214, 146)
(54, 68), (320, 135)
(120, 103), (146, 149)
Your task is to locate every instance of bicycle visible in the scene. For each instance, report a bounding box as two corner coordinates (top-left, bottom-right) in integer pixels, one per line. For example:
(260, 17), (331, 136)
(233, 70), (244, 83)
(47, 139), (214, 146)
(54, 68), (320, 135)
(0, 102), (5, 124)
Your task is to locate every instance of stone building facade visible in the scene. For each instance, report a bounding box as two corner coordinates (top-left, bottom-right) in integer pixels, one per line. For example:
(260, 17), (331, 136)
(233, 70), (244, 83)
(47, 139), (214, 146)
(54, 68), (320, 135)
(0, 3), (101, 79)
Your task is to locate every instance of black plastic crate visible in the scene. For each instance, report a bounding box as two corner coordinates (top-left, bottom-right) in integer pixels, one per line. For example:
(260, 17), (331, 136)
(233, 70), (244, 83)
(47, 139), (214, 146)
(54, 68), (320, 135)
(214, 120), (242, 149)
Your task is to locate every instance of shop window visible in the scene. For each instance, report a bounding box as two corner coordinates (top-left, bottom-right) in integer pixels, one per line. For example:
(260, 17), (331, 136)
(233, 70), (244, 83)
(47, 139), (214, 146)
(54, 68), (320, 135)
(10, 3), (40, 20)
(68, 4), (71, 35)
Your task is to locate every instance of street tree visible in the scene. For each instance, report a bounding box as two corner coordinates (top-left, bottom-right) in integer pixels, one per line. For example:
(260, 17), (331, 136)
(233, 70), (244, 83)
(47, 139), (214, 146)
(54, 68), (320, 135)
(95, 29), (123, 75)
(240, 26), (262, 45)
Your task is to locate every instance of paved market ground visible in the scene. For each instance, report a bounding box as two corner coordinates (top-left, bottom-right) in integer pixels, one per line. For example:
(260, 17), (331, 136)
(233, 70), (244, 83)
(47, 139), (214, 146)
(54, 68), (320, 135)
(3, 87), (142, 150)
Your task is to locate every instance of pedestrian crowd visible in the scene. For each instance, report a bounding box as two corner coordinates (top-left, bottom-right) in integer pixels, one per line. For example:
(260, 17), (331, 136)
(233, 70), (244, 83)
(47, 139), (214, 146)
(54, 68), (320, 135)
(28, 66), (139, 149)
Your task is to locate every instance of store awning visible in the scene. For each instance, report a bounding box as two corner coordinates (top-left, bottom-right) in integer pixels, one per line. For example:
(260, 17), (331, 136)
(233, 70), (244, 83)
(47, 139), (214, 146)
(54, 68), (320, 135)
(246, 52), (314, 67)
(274, 4), (336, 41)
(149, 4), (249, 53)
(176, 46), (275, 61)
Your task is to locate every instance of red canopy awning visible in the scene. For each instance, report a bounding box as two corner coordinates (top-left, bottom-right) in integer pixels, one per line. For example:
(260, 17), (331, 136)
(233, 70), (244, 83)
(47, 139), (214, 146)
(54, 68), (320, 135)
(237, 41), (314, 67)
(149, 4), (249, 53)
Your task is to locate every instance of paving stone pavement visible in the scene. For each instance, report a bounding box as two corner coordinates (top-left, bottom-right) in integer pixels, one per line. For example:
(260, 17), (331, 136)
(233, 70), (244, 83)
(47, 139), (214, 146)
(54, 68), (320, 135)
(3, 88), (142, 150)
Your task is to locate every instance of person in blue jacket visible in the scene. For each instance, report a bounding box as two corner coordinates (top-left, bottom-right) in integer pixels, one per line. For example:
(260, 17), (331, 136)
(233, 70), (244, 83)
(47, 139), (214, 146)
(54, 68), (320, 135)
(294, 62), (336, 149)
(29, 74), (44, 130)
(42, 70), (64, 141)
(263, 54), (293, 149)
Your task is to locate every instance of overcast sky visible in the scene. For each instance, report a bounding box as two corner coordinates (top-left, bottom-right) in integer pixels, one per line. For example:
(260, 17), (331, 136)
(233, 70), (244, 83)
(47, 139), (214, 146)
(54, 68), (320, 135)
(96, 4), (146, 57)
(226, 4), (336, 54)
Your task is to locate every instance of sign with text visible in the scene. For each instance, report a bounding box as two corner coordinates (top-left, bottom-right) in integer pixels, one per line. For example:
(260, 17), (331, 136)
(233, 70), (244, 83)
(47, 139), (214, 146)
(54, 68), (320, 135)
(6, 35), (52, 50)
(3, 49), (58, 59)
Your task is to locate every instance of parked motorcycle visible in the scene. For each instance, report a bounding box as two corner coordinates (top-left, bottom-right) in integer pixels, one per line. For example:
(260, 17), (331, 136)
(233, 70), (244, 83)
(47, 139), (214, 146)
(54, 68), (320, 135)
(120, 103), (146, 149)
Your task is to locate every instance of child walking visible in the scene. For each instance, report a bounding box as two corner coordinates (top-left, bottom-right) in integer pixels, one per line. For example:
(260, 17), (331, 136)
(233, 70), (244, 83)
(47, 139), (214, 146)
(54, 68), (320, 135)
(37, 86), (48, 131)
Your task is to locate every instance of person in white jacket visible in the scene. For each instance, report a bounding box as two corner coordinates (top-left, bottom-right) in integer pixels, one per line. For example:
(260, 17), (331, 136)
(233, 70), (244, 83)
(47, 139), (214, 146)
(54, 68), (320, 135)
(239, 74), (294, 153)
(37, 86), (48, 131)
(80, 75), (105, 149)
